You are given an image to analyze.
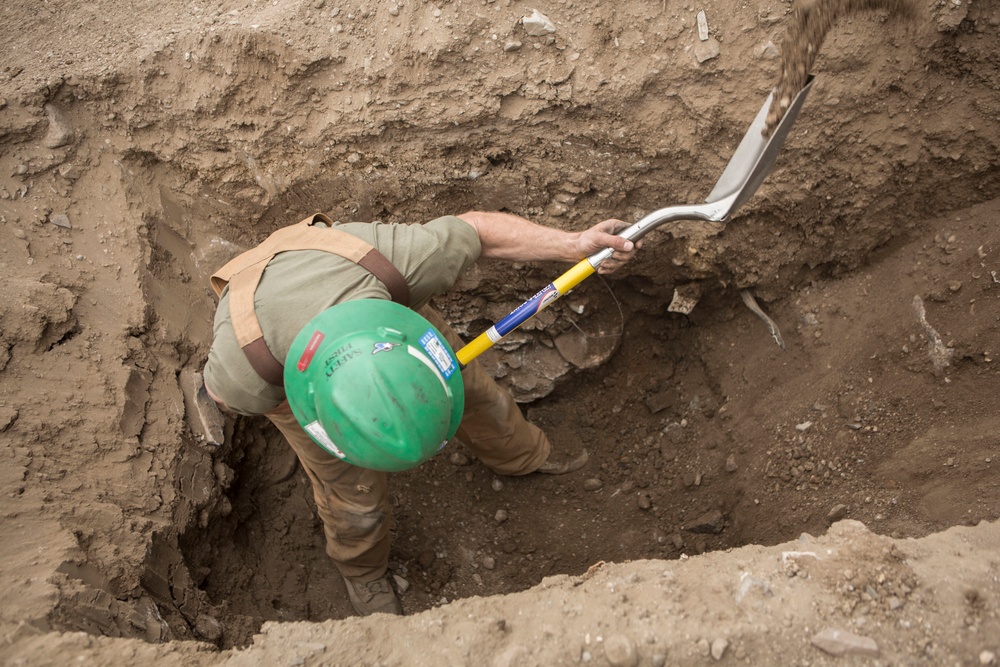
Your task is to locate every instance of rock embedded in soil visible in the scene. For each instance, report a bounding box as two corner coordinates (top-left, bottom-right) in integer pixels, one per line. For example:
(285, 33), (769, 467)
(583, 478), (603, 492)
(392, 574), (410, 593)
(686, 509), (725, 534)
(418, 549), (436, 569)
(711, 638), (729, 660)
(604, 633), (638, 667)
(828, 503), (848, 523)
(696, 10), (709, 41)
(645, 389), (676, 414)
(180, 370), (225, 446)
(663, 423), (684, 444)
(693, 38), (721, 64)
(57, 163), (82, 180)
(42, 103), (75, 148)
(755, 40), (779, 59)
(194, 614), (222, 642)
(554, 328), (619, 370)
(0, 407), (18, 431)
(522, 9), (555, 36)
(48, 213), (72, 228)
(810, 627), (880, 657)
(667, 283), (702, 314)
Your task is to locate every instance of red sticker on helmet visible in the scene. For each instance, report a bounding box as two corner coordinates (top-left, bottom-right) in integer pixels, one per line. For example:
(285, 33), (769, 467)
(297, 331), (325, 371)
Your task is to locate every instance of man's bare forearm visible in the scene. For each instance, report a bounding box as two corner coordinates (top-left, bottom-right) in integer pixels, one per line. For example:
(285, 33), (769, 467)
(457, 211), (639, 274)
(457, 211), (586, 263)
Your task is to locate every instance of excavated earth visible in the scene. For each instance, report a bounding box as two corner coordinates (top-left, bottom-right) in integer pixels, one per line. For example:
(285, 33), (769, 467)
(1, 0), (998, 664)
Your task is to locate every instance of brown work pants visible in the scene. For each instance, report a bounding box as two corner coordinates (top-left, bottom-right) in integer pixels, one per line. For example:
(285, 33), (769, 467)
(264, 306), (549, 582)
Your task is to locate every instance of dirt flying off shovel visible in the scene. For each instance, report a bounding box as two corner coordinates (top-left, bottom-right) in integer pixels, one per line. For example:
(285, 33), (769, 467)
(456, 76), (816, 366)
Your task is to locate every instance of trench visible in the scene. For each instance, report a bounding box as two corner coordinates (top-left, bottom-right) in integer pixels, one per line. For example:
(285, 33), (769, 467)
(117, 16), (1000, 646)
(168, 218), (735, 648)
(146, 174), (999, 649)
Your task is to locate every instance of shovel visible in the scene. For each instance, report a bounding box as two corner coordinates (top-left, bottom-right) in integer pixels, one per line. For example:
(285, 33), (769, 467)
(456, 76), (816, 366)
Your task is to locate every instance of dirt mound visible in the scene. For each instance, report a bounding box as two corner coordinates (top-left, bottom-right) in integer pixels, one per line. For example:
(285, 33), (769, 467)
(1, 0), (998, 663)
(9, 519), (1000, 665)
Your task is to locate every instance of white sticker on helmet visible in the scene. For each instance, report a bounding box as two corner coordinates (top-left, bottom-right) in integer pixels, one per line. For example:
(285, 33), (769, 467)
(419, 329), (457, 378)
(407, 345), (449, 394)
(304, 420), (346, 459)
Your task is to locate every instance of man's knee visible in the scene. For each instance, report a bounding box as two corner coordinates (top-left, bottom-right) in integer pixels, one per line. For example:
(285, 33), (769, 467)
(333, 507), (387, 541)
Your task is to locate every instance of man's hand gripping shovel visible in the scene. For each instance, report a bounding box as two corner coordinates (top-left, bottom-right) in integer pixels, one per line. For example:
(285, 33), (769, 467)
(456, 77), (816, 366)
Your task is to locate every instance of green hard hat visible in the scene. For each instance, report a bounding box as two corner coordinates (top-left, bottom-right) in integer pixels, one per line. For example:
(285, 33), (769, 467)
(284, 299), (465, 472)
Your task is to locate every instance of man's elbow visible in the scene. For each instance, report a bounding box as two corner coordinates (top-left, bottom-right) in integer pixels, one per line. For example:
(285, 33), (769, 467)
(455, 211), (485, 236)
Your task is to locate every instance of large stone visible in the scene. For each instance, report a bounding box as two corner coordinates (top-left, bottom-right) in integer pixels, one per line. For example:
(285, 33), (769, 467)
(180, 370), (225, 446)
(554, 328), (619, 370)
(667, 283), (702, 315)
(42, 103), (75, 148)
(811, 628), (880, 658)
(694, 38), (720, 64)
(504, 346), (570, 402)
(685, 509), (725, 534)
(710, 638), (728, 661)
(645, 388), (677, 414)
(604, 634), (638, 667)
(932, 0), (968, 32)
(522, 9), (555, 36)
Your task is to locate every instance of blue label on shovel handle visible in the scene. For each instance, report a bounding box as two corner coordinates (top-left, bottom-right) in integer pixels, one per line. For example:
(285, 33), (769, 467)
(487, 283), (562, 342)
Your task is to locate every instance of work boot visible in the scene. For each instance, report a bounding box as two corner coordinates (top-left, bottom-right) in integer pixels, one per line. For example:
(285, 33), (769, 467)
(534, 448), (589, 475)
(342, 574), (403, 616)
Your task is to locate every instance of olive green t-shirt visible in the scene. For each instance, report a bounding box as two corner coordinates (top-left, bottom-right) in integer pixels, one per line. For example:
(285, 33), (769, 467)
(204, 216), (481, 415)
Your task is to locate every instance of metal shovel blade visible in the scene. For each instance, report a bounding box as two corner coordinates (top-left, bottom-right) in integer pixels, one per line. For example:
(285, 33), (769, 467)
(705, 75), (816, 215)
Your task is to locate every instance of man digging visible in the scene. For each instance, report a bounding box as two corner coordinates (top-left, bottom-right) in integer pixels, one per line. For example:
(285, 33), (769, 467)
(203, 210), (639, 616)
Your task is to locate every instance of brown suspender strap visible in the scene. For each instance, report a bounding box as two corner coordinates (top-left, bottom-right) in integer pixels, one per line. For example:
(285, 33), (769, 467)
(356, 247), (410, 306)
(241, 337), (286, 387)
(210, 213), (411, 387)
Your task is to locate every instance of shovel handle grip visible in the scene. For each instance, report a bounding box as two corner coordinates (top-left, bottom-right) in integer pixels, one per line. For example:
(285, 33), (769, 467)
(456, 258), (597, 365)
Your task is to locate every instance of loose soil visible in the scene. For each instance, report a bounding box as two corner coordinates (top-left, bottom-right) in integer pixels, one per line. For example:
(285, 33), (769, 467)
(764, 0), (919, 135)
(1, 0), (998, 664)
